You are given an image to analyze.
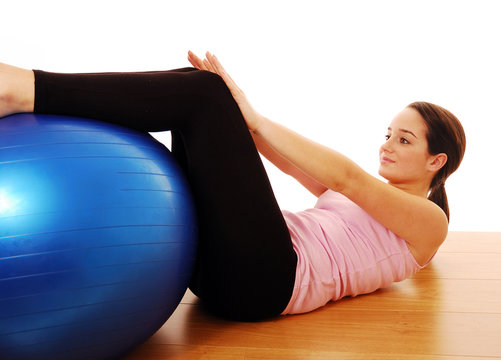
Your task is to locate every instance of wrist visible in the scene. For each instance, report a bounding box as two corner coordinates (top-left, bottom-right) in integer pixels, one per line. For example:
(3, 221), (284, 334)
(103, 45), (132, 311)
(251, 115), (269, 135)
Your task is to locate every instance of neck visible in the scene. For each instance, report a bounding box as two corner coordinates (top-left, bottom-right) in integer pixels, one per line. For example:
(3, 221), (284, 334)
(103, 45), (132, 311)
(388, 181), (430, 198)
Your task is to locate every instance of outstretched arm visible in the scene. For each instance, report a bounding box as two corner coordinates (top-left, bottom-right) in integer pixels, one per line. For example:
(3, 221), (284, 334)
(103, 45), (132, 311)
(188, 51), (448, 265)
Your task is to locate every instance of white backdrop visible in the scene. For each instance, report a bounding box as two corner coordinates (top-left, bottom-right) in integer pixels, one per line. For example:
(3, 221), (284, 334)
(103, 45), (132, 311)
(2, 0), (500, 231)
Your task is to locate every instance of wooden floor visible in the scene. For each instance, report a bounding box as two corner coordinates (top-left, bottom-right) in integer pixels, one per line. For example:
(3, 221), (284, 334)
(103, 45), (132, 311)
(123, 232), (501, 360)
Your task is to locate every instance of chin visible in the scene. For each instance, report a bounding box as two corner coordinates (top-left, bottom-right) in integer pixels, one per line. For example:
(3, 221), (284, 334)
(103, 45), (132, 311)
(378, 168), (395, 183)
(378, 167), (388, 179)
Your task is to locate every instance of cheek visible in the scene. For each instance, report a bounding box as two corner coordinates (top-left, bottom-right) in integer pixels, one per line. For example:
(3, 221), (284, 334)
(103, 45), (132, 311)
(403, 149), (430, 171)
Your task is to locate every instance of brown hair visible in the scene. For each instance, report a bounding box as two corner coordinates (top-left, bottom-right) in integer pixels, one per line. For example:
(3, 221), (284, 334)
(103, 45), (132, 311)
(407, 102), (466, 222)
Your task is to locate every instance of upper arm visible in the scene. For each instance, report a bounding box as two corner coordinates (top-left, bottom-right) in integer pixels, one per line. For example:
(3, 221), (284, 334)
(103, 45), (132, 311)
(342, 168), (448, 265)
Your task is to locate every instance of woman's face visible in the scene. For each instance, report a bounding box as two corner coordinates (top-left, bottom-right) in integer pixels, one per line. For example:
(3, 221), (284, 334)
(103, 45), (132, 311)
(379, 107), (437, 187)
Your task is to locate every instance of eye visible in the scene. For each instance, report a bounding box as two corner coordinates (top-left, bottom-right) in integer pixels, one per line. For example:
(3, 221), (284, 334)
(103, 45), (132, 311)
(400, 137), (410, 144)
(385, 134), (390, 141)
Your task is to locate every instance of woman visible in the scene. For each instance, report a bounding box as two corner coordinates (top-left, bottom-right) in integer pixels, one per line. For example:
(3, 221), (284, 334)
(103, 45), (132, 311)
(0, 52), (466, 321)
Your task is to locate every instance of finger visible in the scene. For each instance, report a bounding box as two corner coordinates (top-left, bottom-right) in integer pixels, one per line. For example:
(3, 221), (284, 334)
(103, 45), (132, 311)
(187, 51), (207, 70)
(187, 51), (205, 70)
(202, 58), (217, 73)
(206, 53), (228, 78)
(204, 51), (217, 72)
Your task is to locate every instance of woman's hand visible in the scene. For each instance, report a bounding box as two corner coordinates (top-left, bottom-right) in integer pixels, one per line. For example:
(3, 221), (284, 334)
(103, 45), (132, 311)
(187, 51), (264, 132)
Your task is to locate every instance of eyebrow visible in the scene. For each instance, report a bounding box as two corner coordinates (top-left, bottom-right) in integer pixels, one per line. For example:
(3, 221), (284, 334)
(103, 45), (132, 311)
(387, 127), (418, 139)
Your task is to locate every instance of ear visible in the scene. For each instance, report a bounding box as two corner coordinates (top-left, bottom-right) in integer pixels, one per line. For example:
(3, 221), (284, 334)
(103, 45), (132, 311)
(428, 153), (447, 172)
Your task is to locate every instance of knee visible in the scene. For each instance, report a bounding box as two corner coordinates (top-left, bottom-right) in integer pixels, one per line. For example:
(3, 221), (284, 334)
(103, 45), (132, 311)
(188, 70), (233, 102)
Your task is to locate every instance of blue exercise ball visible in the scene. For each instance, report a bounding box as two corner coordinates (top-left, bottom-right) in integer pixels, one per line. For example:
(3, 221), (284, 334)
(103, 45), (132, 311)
(0, 114), (197, 360)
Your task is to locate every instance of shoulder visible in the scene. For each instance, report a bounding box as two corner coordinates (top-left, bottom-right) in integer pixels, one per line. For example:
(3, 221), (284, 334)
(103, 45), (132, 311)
(341, 171), (448, 266)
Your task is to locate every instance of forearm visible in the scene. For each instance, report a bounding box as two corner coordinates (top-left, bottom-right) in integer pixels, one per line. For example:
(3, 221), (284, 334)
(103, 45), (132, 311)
(252, 117), (362, 195)
(251, 132), (294, 174)
(251, 131), (328, 197)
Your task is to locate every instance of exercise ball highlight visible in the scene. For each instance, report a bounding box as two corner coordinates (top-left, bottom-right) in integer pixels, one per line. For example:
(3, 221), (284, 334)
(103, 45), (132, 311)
(0, 113), (197, 360)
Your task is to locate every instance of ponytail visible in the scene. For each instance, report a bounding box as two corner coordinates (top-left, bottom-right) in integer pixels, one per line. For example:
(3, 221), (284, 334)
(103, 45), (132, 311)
(428, 181), (449, 222)
(407, 102), (466, 224)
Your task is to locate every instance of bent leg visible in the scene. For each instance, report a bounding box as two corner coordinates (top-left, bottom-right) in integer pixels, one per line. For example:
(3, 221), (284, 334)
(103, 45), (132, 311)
(173, 97), (297, 321)
(33, 68), (297, 320)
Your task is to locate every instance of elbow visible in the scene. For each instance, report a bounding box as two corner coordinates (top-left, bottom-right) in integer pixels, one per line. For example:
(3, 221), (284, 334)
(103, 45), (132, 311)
(330, 161), (365, 196)
(328, 177), (346, 194)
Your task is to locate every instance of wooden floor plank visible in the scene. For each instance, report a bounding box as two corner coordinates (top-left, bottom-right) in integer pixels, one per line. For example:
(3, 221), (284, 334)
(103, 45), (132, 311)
(332, 278), (501, 314)
(440, 232), (501, 253)
(412, 253), (501, 280)
(125, 344), (501, 360)
(137, 304), (501, 357)
(122, 232), (501, 359)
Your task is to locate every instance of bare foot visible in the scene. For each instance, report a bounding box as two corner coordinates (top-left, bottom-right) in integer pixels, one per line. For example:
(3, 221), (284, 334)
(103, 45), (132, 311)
(0, 62), (35, 118)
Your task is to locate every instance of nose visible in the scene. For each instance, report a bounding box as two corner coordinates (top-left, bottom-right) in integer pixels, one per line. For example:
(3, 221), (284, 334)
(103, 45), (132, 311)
(381, 137), (394, 154)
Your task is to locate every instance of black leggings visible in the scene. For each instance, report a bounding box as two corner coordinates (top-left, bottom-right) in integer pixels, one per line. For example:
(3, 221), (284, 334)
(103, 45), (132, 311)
(33, 67), (297, 321)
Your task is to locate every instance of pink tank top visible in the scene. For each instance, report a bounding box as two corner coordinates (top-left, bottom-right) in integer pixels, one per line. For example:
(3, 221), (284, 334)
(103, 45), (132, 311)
(281, 190), (424, 315)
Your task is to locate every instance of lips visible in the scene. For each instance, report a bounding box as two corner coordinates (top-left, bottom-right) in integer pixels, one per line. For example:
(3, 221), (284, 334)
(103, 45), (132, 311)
(380, 156), (395, 165)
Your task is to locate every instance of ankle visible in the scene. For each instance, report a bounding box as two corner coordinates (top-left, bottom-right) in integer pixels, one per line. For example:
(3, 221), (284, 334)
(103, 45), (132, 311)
(0, 64), (35, 117)
(18, 68), (35, 113)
